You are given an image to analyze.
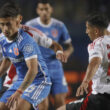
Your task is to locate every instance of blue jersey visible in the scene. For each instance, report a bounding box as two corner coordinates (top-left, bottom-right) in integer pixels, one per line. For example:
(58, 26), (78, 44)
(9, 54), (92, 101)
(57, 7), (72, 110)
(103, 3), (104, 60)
(26, 17), (71, 68)
(0, 29), (49, 82)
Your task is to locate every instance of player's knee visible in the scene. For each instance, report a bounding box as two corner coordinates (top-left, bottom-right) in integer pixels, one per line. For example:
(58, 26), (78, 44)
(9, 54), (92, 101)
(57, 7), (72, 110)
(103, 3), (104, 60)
(54, 93), (66, 108)
(38, 98), (49, 110)
(56, 105), (66, 110)
(0, 102), (8, 110)
(15, 106), (30, 110)
(14, 98), (31, 110)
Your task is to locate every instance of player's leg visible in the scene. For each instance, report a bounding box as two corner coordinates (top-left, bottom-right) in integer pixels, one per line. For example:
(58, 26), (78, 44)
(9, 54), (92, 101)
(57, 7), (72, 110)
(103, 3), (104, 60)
(0, 88), (15, 110)
(57, 98), (84, 110)
(57, 93), (110, 110)
(51, 68), (68, 109)
(57, 105), (66, 110)
(21, 80), (51, 110)
(0, 102), (9, 110)
(38, 97), (49, 110)
(12, 98), (31, 110)
(54, 93), (67, 108)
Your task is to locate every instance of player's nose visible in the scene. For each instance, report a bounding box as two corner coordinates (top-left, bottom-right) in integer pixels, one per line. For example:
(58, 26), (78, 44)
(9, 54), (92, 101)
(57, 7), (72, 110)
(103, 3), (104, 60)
(86, 29), (88, 34)
(3, 25), (8, 31)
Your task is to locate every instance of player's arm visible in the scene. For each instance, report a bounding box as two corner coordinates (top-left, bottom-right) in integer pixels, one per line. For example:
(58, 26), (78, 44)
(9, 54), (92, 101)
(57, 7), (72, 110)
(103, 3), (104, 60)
(22, 25), (67, 62)
(18, 58), (38, 92)
(60, 23), (74, 61)
(22, 25), (63, 51)
(76, 57), (101, 96)
(76, 41), (103, 97)
(63, 43), (74, 59)
(0, 58), (11, 77)
(6, 58), (38, 108)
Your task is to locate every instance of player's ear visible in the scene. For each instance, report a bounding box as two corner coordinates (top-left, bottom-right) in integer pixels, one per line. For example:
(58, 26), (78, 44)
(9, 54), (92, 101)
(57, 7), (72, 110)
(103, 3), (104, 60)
(50, 7), (53, 13)
(16, 15), (23, 27)
(95, 28), (99, 36)
(17, 15), (23, 23)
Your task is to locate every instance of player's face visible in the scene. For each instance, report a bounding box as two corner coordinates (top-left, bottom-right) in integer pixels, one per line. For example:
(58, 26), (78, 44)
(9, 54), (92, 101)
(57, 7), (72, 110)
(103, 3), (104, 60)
(0, 17), (20, 40)
(37, 3), (53, 21)
(86, 21), (97, 41)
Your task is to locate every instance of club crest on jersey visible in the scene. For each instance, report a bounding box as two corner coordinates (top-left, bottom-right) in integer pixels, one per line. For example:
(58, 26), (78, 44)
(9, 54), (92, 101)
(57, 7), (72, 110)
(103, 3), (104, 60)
(51, 29), (58, 38)
(14, 48), (19, 56)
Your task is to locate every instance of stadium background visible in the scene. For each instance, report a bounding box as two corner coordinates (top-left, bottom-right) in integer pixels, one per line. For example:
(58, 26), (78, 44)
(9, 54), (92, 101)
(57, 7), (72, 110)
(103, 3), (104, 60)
(0, 0), (110, 109)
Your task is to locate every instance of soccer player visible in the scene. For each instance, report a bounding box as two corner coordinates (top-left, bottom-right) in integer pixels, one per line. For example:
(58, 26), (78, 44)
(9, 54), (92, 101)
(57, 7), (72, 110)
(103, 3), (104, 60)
(26, 0), (74, 109)
(0, 2), (52, 110)
(0, 24), (67, 95)
(57, 13), (110, 110)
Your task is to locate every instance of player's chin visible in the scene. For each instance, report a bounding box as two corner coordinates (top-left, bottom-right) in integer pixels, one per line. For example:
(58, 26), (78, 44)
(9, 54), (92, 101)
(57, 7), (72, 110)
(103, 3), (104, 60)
(4, 33), (10, 38)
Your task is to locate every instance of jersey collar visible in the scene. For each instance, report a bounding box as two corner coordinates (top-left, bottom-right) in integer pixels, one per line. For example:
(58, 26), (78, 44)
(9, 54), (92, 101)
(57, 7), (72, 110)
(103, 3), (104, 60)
(5, 30), (19, 43)
(37, 17), (52, 28)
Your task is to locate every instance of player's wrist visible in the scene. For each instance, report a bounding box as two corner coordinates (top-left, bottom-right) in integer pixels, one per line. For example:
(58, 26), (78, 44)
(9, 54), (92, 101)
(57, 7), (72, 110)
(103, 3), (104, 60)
(56, 50), (63, 55)
(16, 89), (23, 94)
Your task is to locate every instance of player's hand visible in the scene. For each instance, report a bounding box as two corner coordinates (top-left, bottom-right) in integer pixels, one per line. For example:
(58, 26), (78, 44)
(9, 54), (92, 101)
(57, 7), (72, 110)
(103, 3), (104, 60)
(63, 50), (71, 61)
(76, 81), (89, 97)
(6, 91), (21, 109)
(56, 51), (67, 63)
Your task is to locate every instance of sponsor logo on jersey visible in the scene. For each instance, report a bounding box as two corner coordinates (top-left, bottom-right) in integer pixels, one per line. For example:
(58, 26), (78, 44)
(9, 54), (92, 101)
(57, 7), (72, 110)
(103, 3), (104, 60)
(9, 49), (12, 53)
(9, 57), (24, 63)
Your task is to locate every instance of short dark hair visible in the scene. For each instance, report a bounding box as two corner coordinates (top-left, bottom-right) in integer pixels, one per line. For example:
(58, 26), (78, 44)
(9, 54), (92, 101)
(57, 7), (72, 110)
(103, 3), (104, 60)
(37, 0), (53, 6)
(0, 2), (20, 18)
(87, 12), (109, 29)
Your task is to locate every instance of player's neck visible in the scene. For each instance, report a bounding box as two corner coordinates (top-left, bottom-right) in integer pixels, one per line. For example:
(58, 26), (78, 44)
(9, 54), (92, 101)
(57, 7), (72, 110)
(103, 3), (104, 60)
(94, 31), (105, 40)
(8, 32), (18, 41)
(40, 18), (51, 25)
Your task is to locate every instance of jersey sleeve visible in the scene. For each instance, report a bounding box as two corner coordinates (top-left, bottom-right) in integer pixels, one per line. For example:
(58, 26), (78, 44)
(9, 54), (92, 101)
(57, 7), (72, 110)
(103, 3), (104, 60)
(61, 23), (72, 44)
(28, 28), (53, 48)
(21, 36), (38, 61)
(88, 41), (103, 62)
(22, 25), (53, 48)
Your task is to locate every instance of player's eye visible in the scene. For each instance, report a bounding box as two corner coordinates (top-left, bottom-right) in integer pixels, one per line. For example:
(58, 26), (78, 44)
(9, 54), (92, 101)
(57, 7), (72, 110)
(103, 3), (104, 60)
(0, 23), (4, 26)
(6, 22), (11, 26)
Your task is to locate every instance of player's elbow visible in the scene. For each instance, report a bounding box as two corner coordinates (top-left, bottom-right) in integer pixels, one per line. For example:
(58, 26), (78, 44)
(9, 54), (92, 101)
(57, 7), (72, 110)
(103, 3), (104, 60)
(29, 67), (38, 75)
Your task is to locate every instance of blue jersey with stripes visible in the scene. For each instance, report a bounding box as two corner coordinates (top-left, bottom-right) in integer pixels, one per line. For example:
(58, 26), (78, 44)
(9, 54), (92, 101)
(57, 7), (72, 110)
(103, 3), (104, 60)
(26, 17), (71, 68)
(0, 29), (49, 82)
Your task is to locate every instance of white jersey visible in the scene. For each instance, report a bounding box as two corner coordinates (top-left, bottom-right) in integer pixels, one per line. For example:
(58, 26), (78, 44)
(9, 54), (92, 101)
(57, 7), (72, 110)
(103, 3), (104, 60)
(1, 25), (53, 88)
(88, 35), (110, 94)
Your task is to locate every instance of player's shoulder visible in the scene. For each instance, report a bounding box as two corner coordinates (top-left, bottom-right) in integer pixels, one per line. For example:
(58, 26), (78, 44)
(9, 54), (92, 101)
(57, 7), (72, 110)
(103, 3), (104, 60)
(88, 37), (104, 51)
(25, 17), (38, 26)
(17, 29), (33, 45)
(52, 18), (64, 27)
(22, 25), (44, 37)
(103, 35), (110, 43)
